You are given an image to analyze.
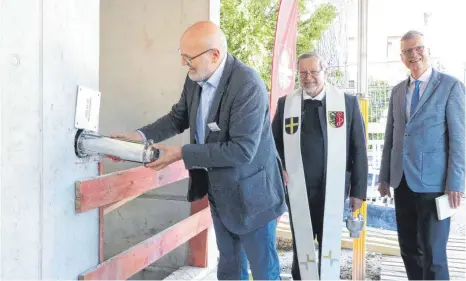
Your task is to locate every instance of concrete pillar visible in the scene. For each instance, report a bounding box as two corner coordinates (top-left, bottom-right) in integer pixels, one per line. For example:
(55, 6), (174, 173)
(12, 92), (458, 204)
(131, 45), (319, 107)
(0, 0), (99, 279)
(99, 0), (219, 279)
(353, 0), (369, 279)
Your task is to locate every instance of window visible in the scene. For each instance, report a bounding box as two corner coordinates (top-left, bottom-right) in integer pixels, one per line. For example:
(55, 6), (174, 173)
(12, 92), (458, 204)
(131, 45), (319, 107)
(386, 36), (402, 60)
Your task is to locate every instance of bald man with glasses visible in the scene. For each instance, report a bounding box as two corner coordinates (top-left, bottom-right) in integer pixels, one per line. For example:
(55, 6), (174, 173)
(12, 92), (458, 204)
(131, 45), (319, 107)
(110, 21), (286, 280)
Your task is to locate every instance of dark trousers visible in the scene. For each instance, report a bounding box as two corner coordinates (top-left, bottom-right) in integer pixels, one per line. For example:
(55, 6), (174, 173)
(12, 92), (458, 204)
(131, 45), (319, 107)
(209, 198), (280, 280)
(285, 190), (325, 280)
(395, 175), (450, 280)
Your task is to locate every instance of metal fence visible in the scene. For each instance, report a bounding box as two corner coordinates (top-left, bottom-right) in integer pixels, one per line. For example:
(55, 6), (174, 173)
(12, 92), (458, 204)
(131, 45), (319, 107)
(325, 65), (395, 205)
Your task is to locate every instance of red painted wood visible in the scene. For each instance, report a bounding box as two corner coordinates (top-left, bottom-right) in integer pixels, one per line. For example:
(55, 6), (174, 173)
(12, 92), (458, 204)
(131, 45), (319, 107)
(98, 162), (105, 263)
(99, 207), (105, 263)
(75, 160), (188, 212)
(78, 207), (212, 280)
(188, 196), (210, 267)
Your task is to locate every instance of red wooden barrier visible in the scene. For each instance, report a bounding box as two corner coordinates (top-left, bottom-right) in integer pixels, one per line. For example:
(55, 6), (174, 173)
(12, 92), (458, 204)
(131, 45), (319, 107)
(76, 160), (188, 213)
(78, 161), (210, 280)
(98, 162), (105, 263)
(79, 207), (212, 280)
(188, 197), (210, 267)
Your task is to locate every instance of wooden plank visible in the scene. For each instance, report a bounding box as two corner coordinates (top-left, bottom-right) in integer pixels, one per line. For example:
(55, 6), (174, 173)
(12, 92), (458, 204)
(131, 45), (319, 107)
(384, 259), (466, 270)
(382, 273), (407, 280)
(452, 272), (466, 278)
(188, 197), (210, 268)
(280, 211), (465, 240)
(382, 254), (466, 281)
(356, 236), (398, 246)
(384, 255), (466, 265)
(341, 239), (401, 256)
(381, 274), (407, 280)
(277, 222), (466, 260)
(384, 250), (466, 265)
(99, 207), (105, 263)
(447, 242), (466, 249)
(382, 271), (465, 280)
(382, 269), (407, 278)
(279, 222), (464, 249)
(79, 207), (212, 280)
(450, 235), (466, 242)
(76, 160), (188, 213)
(447, 250), (466, 258)
(279, 220), (400, 241)
(98, 162), (105, 263)
(278, 228), (402, 255)
(384, 261), (466, 273)
(103, 195), (138, 215)
(278, 215), (466, 258)
(381, 265), (407, 273)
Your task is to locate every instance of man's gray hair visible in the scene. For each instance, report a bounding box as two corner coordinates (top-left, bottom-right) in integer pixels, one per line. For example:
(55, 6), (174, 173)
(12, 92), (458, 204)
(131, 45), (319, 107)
(296, 52), (328, 70)
(401, 30), (424, 41)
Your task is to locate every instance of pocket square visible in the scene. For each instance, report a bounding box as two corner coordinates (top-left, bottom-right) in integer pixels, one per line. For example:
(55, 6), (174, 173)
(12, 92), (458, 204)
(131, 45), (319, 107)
(207, 122), (221, 132)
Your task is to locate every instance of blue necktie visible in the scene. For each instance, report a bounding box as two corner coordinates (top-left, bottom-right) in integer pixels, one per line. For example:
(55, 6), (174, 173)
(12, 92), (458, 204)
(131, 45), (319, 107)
(196, 83), (210, 144)
(410, 80), (421, 118)
(196, 85), (205, 144)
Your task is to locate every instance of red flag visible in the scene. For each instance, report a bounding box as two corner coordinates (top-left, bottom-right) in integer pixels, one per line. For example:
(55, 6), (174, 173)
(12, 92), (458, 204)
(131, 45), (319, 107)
(270, 0), (299, 118)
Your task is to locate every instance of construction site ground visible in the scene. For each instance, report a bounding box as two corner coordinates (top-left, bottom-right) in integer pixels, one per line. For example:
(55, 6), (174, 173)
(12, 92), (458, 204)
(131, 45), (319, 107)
(195, 198), (466, 280)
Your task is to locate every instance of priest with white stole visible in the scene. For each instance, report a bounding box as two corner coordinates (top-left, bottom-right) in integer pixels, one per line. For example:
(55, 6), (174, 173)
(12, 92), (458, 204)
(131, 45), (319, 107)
(272, 52), (368, 280)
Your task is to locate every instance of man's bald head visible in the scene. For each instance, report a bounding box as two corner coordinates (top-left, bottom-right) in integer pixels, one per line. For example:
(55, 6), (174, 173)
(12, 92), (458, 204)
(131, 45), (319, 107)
(179, 21), (228, 81)
(181, 21), (227, 55)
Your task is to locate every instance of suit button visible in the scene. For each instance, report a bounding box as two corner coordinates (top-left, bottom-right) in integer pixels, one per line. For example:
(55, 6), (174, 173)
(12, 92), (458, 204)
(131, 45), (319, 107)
(404, 133), (409, 136)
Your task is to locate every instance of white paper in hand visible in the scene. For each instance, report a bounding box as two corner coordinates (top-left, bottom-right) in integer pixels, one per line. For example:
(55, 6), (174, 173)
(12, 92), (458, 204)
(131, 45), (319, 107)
(435, 194), (458, 220)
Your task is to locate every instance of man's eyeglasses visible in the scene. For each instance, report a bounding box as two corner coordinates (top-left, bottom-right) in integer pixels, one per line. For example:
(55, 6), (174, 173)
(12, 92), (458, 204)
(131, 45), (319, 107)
(299, 69), (323, 78)
(178, 48), (213, 66)
(401, 45), (425, 56)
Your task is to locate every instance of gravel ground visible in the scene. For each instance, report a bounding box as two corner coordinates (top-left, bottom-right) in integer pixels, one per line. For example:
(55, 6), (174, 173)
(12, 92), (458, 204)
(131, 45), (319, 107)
(276, 237), (382, 280)
(276, 248), (382, 280)
(277, 197), (465, 280)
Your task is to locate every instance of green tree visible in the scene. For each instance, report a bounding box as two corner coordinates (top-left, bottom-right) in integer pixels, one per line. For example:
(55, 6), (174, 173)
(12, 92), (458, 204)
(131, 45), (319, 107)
(220, 0), (337, 91)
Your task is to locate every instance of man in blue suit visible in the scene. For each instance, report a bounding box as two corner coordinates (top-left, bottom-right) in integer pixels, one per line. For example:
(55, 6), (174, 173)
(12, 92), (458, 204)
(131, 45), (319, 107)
(111, 21), (286, 280)
(378, 30), (465, 280)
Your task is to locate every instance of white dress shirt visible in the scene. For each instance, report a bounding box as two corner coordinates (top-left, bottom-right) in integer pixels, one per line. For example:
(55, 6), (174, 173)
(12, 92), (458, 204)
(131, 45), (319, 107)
(303, 87), (326, 101)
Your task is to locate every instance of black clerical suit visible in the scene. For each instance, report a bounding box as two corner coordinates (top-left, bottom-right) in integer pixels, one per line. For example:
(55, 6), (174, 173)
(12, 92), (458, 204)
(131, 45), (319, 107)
(271, 90), (368, 280)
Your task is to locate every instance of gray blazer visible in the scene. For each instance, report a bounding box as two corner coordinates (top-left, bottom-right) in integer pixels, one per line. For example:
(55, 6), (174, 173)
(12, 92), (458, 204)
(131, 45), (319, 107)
(379, 69), (465, 193)
(139, 54), (286, 234)
(272, 88), (368, 200)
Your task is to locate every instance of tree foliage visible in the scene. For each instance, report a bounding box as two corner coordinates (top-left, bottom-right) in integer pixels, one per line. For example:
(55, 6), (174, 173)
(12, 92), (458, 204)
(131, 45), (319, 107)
(220, 0), (337, 90)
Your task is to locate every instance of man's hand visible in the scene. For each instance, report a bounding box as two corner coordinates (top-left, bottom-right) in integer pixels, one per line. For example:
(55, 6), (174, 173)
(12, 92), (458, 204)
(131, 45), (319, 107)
(446, 190), (463, 209)
(378, 182), (391, 197)
(282, 170), (289, 186)
(145, 144), (182, 171)
(349, 197), (363, 212)
(109, 131), (144, 143)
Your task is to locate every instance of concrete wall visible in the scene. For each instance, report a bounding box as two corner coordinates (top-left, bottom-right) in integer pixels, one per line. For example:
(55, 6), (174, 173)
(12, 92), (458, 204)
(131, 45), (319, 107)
(0, 0), (99, 279)
(99, 0), (219, 279)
